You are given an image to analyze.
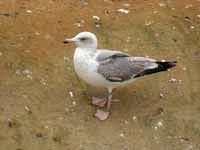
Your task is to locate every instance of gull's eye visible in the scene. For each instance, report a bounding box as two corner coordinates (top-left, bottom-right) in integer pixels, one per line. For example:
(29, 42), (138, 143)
(80, 37), (87, 41)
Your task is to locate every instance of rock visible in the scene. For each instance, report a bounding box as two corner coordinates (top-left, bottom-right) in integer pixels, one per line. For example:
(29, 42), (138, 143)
(117, 8), (129, 14)
(92, 16), (101, 27)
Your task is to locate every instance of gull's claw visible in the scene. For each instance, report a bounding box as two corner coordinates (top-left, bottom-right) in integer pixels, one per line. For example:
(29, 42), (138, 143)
(91, 97), (107, 107)
(94, 109), (109, 121)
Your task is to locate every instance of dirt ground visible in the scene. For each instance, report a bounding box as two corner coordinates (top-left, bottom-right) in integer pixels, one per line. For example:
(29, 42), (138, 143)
(0, 0), (200, 150)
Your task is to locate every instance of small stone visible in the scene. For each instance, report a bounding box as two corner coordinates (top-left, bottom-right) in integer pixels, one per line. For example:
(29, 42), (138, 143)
(169, 77), (177, 82)
(34, 32), (40, 35)
(132, 116), (137, 121)
(23, 69), (32, 75)
(72, 101), (76, 106)
(26, 74), (33, 80)
(44, 125), (49, 129)
(119, 133), (125, 137)
(171, 8), (175, 10)
(185, 4), (192, 8)
(92, 16), (101, 27)
(161, 59), (166, 62)
(197, 14), (200, 18)
(64, 56), (69, 62)
(154, 126), (158, 130)
(117, 8), (129, 14)
(153, 10), (158, 14)
(74, 22), (81, 27)
(190, 25), (195, 29)
(124, 120), (129, 125)
(159, 93), (164, 98)
(123, 3), (130, 8)
(26, 10), (32, 13)
(24, 50), (31, 53)
(154, 33), (159, 37)
(40, 79), (47, 85)
(159, 3), (166, 7)
(25, 106), (32, 114)
(145, 21), (153, 26)
(69, 91), (74, 98)
(92, 16), (100, 21)
(157, 121), (163, 127)
(124, 48), (129, 52)
(182, 67), (187, 71)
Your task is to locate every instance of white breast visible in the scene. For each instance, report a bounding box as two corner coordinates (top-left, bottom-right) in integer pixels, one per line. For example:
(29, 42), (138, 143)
(73, 48), (107, 87)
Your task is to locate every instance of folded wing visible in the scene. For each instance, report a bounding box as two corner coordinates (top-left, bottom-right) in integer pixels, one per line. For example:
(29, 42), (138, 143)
(96, 50), (176, 82)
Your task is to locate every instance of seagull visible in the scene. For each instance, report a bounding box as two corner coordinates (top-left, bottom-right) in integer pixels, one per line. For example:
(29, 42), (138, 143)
(63, 32), (176, 120)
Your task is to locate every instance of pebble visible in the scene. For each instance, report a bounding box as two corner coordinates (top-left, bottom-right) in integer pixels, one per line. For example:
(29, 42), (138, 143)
(123, 3), (130, 8)
(74, 22), (81, 27)
(92, 16), (101, 27)
(40, 79), (47, 85)
(26, 10), (32, 13)
(25, 106), (32, 114)
(159, 3), (166, 7)
(92, 16), (100, 21)
(117, 8), (129, 14)
(153, 10), (158, 14)
(26, 74), (33, 80)
(132, 116), (137, 121)
(185, 4), (192, 9)
(16, 70), (21, 75)
(69, 91), (74, 98)
(169, 77), (177, 82)
(34, 32), (40, 36)
(64, 56), (69, 62)
(182, 67), (187, 71)
(74, 19), (85, 28)
(190, 25), (195, 29)
(72, 101), (76, 106)
(145, 21), (153, 26)
(157, 121), (163, 127)
(197, 14), (200, 18)
(23, 69), (32, 75)
(124, 120), (129, 125)
(119, 133), (125, 137)
(159, 93), (164, 98)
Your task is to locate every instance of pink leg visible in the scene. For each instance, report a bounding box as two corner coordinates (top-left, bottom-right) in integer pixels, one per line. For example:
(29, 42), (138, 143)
(91, 96), (107, 107)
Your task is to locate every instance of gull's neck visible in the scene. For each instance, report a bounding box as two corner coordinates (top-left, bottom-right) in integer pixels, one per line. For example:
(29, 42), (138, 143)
(76, 47), (97, 55)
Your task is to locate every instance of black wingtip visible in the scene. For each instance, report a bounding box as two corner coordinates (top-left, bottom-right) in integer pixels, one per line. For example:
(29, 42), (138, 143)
(157, 61), (177, 70)
(134, 61), (177, 78)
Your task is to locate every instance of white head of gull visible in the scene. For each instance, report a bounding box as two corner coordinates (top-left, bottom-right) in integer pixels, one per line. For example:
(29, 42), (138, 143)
(64, 31), (177, 120)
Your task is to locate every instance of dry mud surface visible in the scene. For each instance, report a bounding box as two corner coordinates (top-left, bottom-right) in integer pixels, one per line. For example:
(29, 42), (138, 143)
(0, 0), (200, 150)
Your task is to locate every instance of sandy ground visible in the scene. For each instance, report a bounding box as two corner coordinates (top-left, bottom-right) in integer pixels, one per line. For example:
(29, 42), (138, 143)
(0, 0), (200, 150)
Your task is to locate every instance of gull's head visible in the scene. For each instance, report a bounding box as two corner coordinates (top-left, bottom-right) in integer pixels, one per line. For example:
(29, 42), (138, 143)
(64, 32), (98, 49)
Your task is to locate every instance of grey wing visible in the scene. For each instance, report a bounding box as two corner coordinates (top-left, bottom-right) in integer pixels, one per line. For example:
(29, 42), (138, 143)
(96, 50), (157, 82)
